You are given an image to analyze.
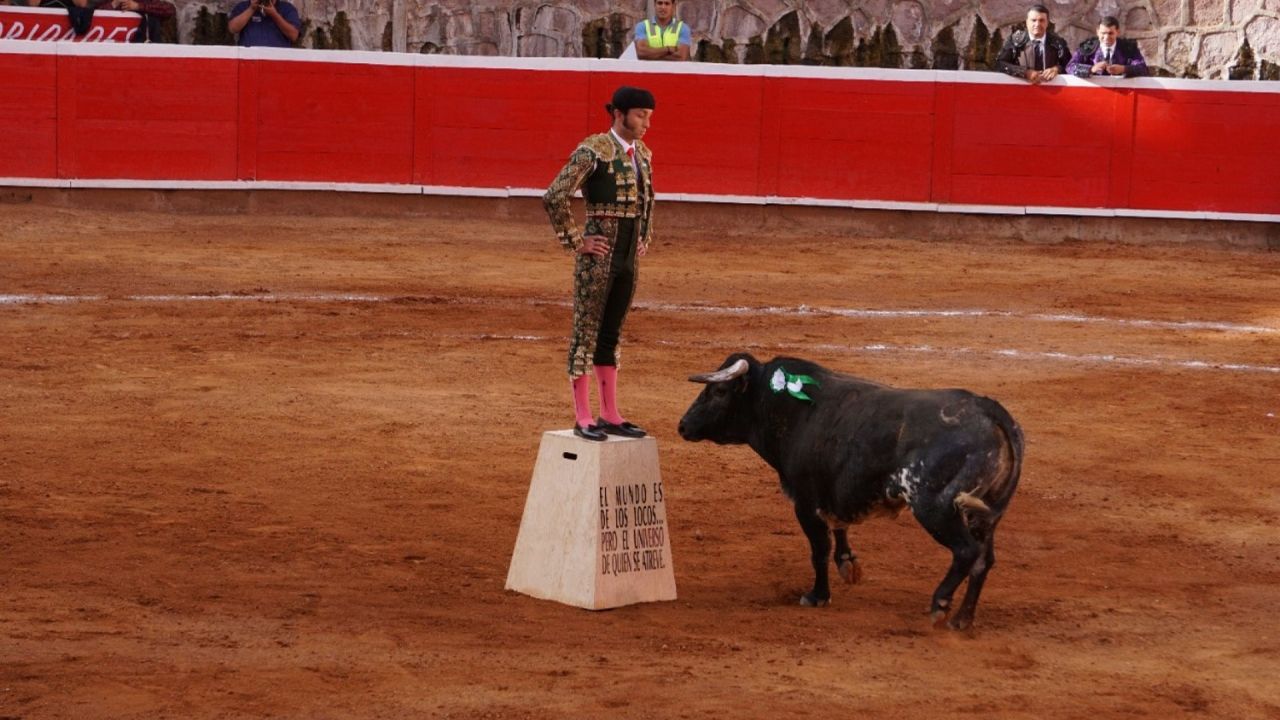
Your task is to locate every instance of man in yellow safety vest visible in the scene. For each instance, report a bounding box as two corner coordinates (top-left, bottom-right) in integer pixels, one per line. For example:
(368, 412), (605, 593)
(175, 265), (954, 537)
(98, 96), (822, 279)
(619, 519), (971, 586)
(634, 0), (690, 61)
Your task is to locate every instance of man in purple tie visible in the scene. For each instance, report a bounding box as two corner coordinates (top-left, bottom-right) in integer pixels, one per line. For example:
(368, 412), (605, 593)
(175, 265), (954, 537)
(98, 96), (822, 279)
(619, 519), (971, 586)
(1067, 16), (1150, 78)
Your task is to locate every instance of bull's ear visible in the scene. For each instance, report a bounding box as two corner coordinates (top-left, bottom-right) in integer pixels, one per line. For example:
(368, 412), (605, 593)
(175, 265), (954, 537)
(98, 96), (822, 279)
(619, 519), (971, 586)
(688, 358), (749, 384)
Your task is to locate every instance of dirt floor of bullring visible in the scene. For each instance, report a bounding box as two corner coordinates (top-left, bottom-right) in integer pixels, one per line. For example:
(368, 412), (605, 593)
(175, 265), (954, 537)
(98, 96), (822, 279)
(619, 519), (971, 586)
(1, 196), (1277, 719)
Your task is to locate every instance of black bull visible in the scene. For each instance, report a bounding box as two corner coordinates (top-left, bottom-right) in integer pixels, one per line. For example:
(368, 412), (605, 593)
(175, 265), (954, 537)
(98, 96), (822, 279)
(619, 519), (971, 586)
(677, 353), (1024, 630)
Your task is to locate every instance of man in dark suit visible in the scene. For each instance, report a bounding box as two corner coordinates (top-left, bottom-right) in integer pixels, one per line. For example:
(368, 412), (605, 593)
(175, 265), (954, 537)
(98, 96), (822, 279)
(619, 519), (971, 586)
(995, 4), (1071, 83)
(1067, 16), (1150, 77)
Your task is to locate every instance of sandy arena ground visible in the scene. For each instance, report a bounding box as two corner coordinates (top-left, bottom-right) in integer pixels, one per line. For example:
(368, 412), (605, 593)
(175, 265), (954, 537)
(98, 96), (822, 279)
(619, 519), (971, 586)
(1, 198), (1278, 719)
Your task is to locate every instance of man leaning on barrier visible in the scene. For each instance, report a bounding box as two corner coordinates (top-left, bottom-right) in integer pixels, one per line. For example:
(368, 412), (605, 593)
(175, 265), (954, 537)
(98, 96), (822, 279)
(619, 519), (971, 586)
(634, 0), (691, 61)
(1067, 16), (1150, 78)
(995, 4), (1071, 83)
(96, 0), (175, 43)
(35, 0), (94, 36)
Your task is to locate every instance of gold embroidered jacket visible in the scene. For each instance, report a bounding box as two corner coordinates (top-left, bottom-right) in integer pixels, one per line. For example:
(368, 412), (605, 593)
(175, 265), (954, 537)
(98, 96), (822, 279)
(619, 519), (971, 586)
(543, 133), (654, 254)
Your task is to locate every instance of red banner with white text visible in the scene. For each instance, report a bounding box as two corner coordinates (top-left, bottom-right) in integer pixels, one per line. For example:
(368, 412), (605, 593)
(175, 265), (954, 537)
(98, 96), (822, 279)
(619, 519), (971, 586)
(0, 7), (140, 43)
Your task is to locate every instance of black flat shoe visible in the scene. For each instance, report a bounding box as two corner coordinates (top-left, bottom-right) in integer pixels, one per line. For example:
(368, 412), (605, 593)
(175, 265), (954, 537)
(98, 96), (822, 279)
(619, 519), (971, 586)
(573, 423), (608, 441)
(595, 418), (646, 438)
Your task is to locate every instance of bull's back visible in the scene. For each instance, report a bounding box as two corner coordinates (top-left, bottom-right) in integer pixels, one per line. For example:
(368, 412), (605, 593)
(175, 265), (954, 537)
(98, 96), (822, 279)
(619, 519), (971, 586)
(817, 386), (1010, 475)
(893, 389), (1015, 464)
(767, 368), (1020, 500)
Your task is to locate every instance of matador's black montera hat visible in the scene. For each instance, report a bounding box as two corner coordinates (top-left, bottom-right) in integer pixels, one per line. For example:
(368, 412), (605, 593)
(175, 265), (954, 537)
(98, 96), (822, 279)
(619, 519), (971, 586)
(606, 86), (656, 115)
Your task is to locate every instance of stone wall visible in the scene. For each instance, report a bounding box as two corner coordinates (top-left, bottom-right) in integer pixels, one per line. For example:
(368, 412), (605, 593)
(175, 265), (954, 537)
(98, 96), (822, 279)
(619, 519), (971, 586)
(177, 0), (1280, 79)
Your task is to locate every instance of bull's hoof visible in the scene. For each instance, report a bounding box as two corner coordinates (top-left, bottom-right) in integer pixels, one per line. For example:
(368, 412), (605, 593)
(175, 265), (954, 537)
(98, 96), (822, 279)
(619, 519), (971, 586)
(837, 557), (863, 585)
(947, 613), (974, 631)
(799, 593), (830, 608)
(929, 608), (950, 629)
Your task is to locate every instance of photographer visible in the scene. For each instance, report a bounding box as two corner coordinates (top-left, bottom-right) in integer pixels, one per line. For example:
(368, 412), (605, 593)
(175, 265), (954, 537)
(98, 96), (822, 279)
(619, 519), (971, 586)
(228, 0), (300, 48)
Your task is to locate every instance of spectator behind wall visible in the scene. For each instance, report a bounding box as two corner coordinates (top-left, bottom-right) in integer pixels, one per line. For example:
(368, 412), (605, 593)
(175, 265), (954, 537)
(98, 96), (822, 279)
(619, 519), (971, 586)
(634, 0), (690, 61)
(228, 0), (300, 48)
(1067, 16), (1150, 77)
(35, 0), (94, 36)
(995, 4), (1071, 83)
(96, 0), (176, 43)
(19, 0), (174, 41)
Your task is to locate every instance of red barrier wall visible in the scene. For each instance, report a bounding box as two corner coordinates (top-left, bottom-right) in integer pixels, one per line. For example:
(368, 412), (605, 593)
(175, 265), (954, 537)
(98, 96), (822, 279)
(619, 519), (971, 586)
(945, 84), (1117, 208)
(57, 54), (239, 180)
(770, 77), (937, 202)
(0, 49), (56, 179)
(249, 60), (415, 184)
(1128, 89), (1280, 213)
(1, 45), (1277, 218)
(420, 67), (593, 189)
(592, 70), (767, 196)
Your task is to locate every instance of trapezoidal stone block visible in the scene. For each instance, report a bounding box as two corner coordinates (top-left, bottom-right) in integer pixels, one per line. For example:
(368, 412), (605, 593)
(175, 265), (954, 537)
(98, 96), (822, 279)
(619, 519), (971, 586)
(505, 430), (677, 610)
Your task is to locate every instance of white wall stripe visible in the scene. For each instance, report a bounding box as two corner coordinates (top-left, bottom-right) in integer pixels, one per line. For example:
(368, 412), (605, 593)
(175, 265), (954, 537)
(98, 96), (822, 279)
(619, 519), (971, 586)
(0, 177), (69, 188)
(1026, 205), (1117, 217)
(937, 203), (1028, 215)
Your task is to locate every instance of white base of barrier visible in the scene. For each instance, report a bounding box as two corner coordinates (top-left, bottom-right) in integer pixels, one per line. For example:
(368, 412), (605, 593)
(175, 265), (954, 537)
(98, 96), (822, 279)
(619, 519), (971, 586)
(505, 430), (677, 610)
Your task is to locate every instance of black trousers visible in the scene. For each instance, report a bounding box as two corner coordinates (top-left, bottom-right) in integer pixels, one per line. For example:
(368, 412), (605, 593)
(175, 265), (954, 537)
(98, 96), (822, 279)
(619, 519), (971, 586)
(592, 218), (637, 366)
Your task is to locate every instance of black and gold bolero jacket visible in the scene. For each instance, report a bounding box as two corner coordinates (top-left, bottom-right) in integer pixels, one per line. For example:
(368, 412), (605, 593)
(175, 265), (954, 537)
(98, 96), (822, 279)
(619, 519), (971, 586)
(543, 133), (654, 254)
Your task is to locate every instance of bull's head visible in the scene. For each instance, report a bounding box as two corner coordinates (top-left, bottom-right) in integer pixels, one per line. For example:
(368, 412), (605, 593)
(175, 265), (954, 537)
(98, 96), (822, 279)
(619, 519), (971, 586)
(677, 353), (758, 444)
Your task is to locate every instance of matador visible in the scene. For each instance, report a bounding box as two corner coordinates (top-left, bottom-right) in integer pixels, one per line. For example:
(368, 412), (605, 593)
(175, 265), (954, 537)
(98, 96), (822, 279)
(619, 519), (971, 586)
(543, 86), (657, 442)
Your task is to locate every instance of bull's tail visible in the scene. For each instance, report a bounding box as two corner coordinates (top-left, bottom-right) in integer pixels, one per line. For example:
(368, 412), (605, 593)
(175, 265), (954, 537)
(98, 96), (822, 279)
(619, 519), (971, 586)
(954, 396), (1024, 524)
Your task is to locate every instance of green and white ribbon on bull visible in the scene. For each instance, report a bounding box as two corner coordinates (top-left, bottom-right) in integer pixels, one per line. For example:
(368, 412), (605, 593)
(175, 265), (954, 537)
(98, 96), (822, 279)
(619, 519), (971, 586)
(770, 367), (819, 402)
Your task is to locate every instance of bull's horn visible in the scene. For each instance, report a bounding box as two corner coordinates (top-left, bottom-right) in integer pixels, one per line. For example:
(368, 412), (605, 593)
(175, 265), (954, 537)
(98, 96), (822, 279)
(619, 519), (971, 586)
(688, 358), (749, 384)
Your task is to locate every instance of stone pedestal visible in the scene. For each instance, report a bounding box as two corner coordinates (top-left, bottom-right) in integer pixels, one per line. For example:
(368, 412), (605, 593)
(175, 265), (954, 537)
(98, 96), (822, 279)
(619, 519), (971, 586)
(505, 430), (677, 610)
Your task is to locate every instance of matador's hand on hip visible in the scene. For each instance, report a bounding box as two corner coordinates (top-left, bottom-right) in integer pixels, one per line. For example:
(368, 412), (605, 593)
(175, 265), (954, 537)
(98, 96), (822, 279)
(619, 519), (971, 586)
(578, 235), (611, 257)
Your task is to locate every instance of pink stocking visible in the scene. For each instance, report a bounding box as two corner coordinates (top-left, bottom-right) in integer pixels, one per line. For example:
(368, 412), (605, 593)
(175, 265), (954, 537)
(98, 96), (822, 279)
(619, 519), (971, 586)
(571, 375), (594, 428)
(594, 365), (625, 424)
